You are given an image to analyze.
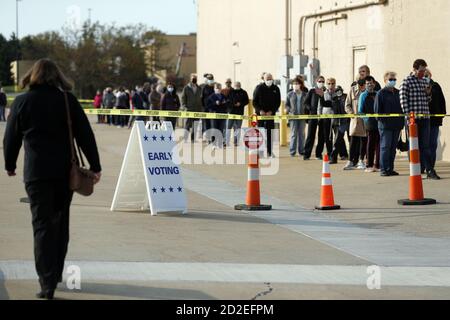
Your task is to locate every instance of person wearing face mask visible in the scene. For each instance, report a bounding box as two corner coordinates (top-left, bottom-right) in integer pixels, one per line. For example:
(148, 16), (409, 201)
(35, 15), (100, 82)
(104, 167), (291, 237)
(358, 76), (380, 172)
(202, 74), (215, 142)
(252, 73), (281, 157)
(374, 71), (404, 176)
(344, 78), (368, 170)
(129, 85), (146, 127)
(317, 78), (336, 159)
(400, 59), (439, 180)
(286, 78), (309, 157)
(160, 82), (180, 129)
(207, 83), (227, 149)
(182, 74), (203, 142)
(423, 69), (446, 178)
(329, 86), (349, 164)
(303, 76), (327, 160)
(226, 81), (249, 147)
(102, 87), (116, 126)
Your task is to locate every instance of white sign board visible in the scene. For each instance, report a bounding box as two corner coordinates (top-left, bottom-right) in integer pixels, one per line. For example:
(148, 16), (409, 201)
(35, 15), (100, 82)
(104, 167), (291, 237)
(111, 121), (187, 216)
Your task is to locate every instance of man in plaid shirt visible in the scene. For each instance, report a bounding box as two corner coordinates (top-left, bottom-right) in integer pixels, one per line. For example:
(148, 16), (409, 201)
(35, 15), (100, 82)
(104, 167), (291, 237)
(400, 59), (440, 180)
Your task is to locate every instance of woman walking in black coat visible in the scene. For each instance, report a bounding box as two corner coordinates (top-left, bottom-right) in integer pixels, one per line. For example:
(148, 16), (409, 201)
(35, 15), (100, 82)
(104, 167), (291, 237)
(3, 59), (102, 299)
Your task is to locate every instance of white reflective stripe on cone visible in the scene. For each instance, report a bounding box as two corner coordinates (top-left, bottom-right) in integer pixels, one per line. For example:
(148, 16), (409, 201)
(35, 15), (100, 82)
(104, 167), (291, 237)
(410, 137), (419, 151)
(410, 163), (422, 177)
(248, 168), (260, 181)
(322, 178), (332, 186)
(322, 162), (330, 174)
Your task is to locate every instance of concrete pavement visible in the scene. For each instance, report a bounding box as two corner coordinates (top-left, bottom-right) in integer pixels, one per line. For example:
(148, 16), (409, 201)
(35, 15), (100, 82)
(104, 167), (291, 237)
(1, 118), (450, 300)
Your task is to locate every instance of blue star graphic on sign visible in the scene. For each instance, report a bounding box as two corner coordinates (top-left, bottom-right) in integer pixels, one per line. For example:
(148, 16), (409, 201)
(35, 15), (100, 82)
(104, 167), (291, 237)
(160, 135), (165, 141)
(152, 135), (158, 142)
(152, 187), (157, 194)
(143, 135), (148, 141)
(177, 186), (183, 192)
(168, 135), (173, 141)
(169, 187), (174, 193)
(160, 187), (166, 193)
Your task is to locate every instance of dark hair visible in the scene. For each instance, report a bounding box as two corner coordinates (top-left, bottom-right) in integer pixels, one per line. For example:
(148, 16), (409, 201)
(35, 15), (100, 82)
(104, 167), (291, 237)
(357, 79), (366, 86)
(413, 59), (428, 70)
(21, 58), (72, 90)
(365, 76), (375, 82)
(293, 75), (307, 91)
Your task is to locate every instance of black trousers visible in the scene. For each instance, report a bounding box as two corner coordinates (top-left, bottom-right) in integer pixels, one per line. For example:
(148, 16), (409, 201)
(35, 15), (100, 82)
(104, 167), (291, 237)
(331, 126), (347, 161)
(349, 136), (368, 165)
(259, 119), (275, 156)
(25, 179), (73, 291)
(185, 118), (200, 141)
(304, 119), (325, 158)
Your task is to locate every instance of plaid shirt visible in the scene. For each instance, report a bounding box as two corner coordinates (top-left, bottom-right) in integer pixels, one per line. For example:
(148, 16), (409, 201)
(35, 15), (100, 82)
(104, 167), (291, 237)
(399, 75), (430, 116)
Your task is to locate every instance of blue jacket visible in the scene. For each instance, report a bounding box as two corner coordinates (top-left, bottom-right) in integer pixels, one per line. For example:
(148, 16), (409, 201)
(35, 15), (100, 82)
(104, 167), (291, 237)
(206, 93), (227, 113)
(359, 91), (378, 131)
(374, 87), (405, 131)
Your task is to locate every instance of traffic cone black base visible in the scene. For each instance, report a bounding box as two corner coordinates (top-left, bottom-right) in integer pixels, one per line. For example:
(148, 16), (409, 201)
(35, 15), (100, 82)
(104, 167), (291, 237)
(315, 205), (341, 211)
(398, 198), (436, 206)
(235, 204), (272, 211)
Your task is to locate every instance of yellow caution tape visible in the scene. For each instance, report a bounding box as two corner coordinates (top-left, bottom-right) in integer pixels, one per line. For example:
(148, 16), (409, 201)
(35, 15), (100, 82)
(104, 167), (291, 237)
(5, 96), (448, 120)
(83, 108), (449, 120)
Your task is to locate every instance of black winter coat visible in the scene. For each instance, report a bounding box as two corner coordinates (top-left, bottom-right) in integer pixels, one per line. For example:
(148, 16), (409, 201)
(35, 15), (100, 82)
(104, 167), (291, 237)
(3, 84), (101, 182)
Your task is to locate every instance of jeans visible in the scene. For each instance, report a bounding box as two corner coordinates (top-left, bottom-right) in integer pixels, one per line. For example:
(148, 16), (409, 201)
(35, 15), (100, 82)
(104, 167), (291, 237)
(289, 119), (306, 155)
(416, 118), (432, 172)
(379, 128), (400, 173)
(0, 105), (6, 121)
(429, 125), (440, 169)
(226, 119), (243, 146)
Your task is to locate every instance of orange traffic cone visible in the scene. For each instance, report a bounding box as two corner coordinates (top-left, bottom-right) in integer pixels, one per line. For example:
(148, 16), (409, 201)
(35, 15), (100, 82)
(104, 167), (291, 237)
(235, 116), (272, 211)
(398, 113), (436, 205)
(235, 148), (272, 211)
(315, 154), (340, 210)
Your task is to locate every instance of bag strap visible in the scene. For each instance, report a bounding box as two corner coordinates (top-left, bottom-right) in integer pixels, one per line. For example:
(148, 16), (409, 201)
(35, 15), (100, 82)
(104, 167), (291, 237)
(63, 92), (86, 167)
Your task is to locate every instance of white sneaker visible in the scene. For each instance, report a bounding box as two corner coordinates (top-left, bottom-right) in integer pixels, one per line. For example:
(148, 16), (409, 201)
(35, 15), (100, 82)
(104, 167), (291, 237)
(343, 161), (356, 170)
(365, 167), (375, 173)
(356, 160), (367, 170)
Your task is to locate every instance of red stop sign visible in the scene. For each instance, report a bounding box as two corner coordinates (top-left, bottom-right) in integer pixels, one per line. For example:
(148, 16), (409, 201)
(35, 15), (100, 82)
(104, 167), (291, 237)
(244, 128), (263, 150)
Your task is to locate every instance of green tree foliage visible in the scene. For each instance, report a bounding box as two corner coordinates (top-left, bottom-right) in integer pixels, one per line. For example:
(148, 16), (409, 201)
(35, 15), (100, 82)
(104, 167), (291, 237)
(0, 33), (21, 86)
(0, 22), (168, 98)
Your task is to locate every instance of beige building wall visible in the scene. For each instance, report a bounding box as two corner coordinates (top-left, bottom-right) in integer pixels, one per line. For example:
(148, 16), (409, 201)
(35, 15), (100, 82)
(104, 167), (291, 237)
(145, 34), (197, 82)
(197, 0), (450, 161)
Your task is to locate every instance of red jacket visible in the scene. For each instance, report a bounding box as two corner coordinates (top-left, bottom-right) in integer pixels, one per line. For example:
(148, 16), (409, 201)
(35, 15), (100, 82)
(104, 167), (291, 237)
(93, 94), (103, 108)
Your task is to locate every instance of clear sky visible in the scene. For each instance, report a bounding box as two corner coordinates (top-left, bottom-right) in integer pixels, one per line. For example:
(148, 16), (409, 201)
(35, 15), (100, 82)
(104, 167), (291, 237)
(0, 0), (197, 38)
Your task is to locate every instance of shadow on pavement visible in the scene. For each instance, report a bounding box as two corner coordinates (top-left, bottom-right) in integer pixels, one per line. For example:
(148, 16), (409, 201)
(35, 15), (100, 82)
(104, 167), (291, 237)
(58, 282), (215, 300)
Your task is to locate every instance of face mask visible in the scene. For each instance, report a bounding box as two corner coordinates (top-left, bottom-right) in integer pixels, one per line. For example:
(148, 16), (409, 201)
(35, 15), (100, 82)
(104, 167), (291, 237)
(366, 84), (374, 92)
(234, 87), (241, 91)
(167, 87), (174, 93)
(424, 77), (431, 84)
(336, 91), (343, 97)
(207, 80), (214, 85)
(265, 80), (274, 87)
(215, 89), (221, 94)
(387, 80), (396, 88)
(293, 84), (301, 91)
(317, 82), (324, 89)
(192, 78), (197, 84)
